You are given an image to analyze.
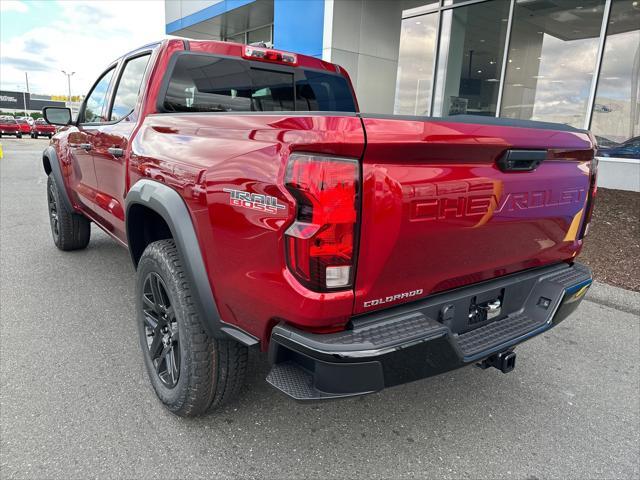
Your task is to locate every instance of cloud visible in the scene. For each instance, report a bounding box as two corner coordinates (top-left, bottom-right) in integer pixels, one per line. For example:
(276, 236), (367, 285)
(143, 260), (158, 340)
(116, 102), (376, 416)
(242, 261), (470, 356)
(23, 39), (48, 54)
(0, 0), (165, 96)
(1, 56), (52, 72)
(0, 1), (28, 13)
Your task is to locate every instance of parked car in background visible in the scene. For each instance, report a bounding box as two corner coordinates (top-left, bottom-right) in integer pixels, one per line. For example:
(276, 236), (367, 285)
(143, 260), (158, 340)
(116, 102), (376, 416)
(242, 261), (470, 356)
(17, 116), (35, 127)
(597, 136), (640, 160)
(31, 118), (56, 138)
(0, 116), (22, 137)
(16, 118), (31, 135)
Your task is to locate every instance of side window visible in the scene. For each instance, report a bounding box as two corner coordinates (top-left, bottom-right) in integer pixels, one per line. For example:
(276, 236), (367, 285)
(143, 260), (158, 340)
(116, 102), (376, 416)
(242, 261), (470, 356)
(295, 71), (356, 112)
(110, 54), (151, 121)
(83, 68), (115, 123)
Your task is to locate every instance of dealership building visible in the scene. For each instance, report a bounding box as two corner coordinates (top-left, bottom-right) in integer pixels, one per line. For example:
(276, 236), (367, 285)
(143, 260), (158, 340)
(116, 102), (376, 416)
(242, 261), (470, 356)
(165, 0), (639, 190)
(0, 91), (67, 115)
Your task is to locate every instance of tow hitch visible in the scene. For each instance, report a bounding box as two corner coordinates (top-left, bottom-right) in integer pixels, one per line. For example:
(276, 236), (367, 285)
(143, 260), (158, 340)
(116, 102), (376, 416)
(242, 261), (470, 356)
(477, 350), (516, 373)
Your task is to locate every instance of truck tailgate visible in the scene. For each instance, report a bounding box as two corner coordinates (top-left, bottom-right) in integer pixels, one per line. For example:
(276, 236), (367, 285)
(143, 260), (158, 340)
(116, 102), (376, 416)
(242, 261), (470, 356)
(354, 115), (594, 314)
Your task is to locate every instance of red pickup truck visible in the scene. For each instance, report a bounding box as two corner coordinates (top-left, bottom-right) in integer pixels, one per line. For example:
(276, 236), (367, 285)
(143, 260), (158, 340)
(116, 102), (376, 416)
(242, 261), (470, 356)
(42, 39), (595, 417)
(31, 118), (56, 138)
(0, 116), (22, 137)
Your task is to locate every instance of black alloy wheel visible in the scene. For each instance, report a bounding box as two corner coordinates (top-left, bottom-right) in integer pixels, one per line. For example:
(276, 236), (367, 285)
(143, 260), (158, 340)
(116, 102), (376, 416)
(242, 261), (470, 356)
(47, 181), (59, 243)
(142, 272), (181, 388)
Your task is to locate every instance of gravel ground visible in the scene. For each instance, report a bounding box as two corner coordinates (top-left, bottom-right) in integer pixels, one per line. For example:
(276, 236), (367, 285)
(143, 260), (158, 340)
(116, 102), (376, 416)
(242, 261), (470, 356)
(1, 138), (639, 479)
(579, 188), (640, 292)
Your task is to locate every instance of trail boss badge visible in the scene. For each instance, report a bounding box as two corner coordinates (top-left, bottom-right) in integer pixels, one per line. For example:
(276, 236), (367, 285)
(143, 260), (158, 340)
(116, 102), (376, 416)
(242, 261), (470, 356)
(223, 188), (286, 214)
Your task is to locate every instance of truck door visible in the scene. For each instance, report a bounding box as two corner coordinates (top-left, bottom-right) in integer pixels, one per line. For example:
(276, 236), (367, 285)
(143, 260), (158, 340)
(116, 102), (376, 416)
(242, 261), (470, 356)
(92, 53), (151, 243)
(68, 66), (116, 213)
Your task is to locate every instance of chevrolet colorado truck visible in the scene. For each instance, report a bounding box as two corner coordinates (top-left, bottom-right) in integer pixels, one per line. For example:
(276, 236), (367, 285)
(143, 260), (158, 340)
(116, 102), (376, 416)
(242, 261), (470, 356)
(42, 39), (596, 417)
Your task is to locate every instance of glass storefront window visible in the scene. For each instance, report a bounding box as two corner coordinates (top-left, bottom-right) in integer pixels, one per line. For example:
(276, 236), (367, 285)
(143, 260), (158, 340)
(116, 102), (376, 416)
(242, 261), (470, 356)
(394, 12), (439, 115)
(432, 0), (510, 117)
(227, 32), (246, 44)
(500, 0), (606, 128)
(591, 0), (640, 159)
(225, 25), (273, 46)
(247, 25), (272, 45)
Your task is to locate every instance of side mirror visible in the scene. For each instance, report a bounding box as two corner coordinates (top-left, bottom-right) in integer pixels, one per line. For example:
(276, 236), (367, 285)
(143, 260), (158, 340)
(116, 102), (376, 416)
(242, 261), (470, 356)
(43, 107), (72, 126)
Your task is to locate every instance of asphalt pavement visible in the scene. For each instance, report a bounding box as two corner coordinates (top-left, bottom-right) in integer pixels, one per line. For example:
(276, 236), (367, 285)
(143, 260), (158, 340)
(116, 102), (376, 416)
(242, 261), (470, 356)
(1, 138), (639, 479)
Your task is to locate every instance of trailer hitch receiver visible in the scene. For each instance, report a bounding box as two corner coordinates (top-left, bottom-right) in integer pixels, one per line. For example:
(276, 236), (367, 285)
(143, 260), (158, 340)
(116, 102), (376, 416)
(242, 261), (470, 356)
(477, 350), (516, 373)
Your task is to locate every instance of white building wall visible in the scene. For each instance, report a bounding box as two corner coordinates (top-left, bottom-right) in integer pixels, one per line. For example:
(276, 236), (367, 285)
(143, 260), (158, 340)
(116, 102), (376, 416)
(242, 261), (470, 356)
(322, 0), (403, 114)
(597, 158), (640, 192)
(165, 0), (183, 23)
(181, 0), (223, 17)
(165, 1), (224, 25)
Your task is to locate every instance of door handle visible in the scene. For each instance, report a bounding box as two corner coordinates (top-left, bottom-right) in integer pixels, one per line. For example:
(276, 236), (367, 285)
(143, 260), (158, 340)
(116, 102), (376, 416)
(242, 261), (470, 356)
(69, 143), (90, 150)
(497, 149), (546, 172)
(71, 143), (92, 151)
(107, 147), (124, 158)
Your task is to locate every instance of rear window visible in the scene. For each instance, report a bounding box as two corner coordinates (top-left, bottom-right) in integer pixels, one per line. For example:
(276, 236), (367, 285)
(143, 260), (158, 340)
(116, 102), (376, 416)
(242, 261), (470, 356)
(162, 54), (356, 113)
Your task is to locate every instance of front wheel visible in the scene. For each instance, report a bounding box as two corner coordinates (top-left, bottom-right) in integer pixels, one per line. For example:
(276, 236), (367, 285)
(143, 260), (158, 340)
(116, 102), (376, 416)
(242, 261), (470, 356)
(16, 133), (22, 138)
(135, 240), (248, 417)
(46, 175), (90, 250)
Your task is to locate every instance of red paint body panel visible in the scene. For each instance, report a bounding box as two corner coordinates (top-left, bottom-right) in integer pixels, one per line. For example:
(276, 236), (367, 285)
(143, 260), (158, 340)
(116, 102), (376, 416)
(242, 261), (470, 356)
(130, 113), (365, 340)
(48, 39), (595, 348)
(354, 118), (593, 314)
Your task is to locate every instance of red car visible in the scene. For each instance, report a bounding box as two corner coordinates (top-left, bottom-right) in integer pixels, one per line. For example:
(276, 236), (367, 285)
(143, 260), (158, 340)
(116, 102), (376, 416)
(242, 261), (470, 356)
(16, 118), (31, 135)
(0, 116), (22, 137)
(41, 39), (595, 416)
(31, 118), (56, 138)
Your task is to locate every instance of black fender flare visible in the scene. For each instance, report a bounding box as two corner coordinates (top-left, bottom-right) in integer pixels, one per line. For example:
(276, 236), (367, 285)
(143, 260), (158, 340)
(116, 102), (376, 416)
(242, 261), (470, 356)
(43, 146), (74, 212)
(125, 179), (258, 347)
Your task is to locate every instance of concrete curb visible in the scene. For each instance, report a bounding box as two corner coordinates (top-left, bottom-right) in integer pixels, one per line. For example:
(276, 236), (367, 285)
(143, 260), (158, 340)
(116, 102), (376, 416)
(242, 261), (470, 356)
(584, 281), (640, 317)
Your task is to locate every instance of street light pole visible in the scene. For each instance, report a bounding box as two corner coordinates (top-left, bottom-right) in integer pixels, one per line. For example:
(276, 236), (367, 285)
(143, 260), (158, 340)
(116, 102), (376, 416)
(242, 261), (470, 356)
(24, 72), (30, 116)
(61, 70), (75, 102)
(18, 84), (27, 116)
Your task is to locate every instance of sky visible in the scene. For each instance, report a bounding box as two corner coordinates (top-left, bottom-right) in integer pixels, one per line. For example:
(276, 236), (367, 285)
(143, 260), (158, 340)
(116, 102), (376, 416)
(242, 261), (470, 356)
(0, 0), (166, 97)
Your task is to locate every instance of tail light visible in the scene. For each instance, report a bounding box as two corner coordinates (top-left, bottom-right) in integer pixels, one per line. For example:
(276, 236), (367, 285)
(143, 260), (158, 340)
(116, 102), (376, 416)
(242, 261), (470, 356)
(242, 45), (297, 66)
(284, 153), (360, 292)
(579, 156), (598, 239)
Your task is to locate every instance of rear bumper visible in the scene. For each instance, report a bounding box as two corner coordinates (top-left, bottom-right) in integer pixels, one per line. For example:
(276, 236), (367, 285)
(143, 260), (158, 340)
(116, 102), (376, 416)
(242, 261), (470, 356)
(267, 262), (592, 400)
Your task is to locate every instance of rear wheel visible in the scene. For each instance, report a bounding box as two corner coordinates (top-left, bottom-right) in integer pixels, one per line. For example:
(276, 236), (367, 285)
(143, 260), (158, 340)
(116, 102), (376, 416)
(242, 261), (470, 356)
(16, 133), (21, 138)
(47, 174), (90, 250)
(48, 134), (53, 139)
(136, 240), (248, 417)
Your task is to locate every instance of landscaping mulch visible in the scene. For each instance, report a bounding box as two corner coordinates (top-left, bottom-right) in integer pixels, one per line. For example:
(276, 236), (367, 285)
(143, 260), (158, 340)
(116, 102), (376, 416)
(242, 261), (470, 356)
(579, 188), (640, 292)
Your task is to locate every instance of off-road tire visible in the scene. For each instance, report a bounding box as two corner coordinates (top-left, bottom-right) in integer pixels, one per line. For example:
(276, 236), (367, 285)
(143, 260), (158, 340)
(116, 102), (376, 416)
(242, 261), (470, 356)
(136, 239), (248, 417)
(47, 174), (90, 250)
